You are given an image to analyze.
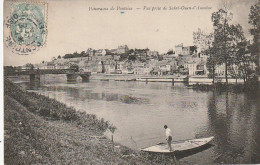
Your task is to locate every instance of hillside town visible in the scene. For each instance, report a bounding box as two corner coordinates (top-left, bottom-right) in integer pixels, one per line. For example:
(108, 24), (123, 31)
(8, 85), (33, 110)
(24, 42), (255, 79)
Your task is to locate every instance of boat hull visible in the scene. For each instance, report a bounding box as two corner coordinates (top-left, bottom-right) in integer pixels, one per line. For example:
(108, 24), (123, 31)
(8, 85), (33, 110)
(140, 136), (214, 153)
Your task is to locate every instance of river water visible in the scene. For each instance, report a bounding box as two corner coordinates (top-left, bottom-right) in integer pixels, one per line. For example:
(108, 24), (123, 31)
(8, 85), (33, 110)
(12, 75), (260, 164)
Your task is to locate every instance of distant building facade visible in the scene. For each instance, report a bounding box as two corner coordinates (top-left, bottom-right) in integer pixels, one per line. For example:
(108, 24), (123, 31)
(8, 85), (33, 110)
(117, 45), (129, 54)
(175, 43), (197, 56)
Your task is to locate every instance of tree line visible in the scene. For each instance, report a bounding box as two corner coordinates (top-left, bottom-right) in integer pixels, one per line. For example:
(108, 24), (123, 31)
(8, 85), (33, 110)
(194, 0), (260, 85)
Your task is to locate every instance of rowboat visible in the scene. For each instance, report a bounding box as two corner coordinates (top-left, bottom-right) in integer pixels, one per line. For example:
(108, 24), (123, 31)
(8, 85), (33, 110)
(140, 136), (214, 153)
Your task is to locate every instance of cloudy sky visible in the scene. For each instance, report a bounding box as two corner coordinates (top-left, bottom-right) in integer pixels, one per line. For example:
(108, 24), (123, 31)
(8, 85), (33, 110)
(3, 0), (257, 66)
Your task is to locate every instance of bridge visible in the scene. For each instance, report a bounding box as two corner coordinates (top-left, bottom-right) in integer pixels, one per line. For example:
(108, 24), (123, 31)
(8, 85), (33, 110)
(4, 69), (91, 83)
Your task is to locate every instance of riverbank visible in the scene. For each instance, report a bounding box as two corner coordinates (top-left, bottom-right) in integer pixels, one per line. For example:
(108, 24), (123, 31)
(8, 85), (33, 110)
(91, 73), (188, 83)
(190, 77), (259, 93)
(90, 74), (260, 85)
(4, 78), (181, 164)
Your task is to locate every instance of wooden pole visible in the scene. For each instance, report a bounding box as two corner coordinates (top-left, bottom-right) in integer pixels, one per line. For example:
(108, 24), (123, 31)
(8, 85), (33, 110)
(112, 135), (114, 152)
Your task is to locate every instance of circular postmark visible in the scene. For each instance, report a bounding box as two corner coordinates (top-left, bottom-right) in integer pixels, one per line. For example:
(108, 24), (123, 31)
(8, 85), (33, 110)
(4, 2), (47, 55)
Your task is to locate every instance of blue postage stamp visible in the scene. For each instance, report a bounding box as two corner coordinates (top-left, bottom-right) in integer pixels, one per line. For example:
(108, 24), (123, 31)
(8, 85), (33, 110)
(4, 2), (48, 55)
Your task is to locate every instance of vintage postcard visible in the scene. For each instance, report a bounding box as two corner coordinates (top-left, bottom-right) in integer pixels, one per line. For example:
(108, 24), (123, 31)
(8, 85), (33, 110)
(2, 0), (260, 164)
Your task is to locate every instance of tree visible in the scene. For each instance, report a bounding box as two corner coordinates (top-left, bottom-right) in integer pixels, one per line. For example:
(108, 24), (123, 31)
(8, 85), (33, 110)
(193, 29), (215, 82)
(167, 50), (173, 55)
(128, 55), (137, 61)
(158, 55), (163, 61)
(63, 51), (89, 59)
(211, 8), (245, 85)
(63, 53), (74, 59)
(233, 40), (255, 83)
(57, 55), (61, 59)
(52, 57), (57, 61)
(4, 66), (15, 75)
(212, 9), (232, 85)
(248, 0), (260, 70)
(128, 49), (134, 54)
(69, 64), (79, 72)
(193, 28), (213, 52)
(80, 51), (87, 57)
(119, 53), (128, 61)
(205, 45), (217, 83)
(25, 63), (34, 70)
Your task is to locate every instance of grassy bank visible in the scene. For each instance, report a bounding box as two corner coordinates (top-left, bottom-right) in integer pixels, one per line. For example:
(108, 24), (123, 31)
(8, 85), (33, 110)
(4, 79), (180, 164)
(191, 79), (259, 93)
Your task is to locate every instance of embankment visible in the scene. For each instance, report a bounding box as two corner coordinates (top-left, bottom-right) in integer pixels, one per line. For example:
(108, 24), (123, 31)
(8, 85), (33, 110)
(190, 77), (259, 93)
(4, 79), (179, 164)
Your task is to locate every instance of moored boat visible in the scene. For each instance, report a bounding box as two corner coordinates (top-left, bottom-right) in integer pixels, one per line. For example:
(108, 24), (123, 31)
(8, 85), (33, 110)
(140, 136), (214, 153)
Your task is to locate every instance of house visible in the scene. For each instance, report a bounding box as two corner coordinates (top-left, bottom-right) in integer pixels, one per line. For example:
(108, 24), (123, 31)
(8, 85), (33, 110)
(113, 55), (120, 61)
(102, 61), (116, 74)
(151, 67), (161, 76)
(47, 62), (56, 69)
(186, 59), (207, 76)
(196, 61), (207, 75)
(186, 61), (197, 76)
(104, 55), (114, 61)
(214, 63), (255, 77)
(175, 43), (197, 56)
(179, 68), (189, 75)
(110, 49), (118, 54)
(56, 62), (69, 69)
(199, 52), (209, 61)
(133, 62), (143, 75)
(175, 43), (183, 55)
(182, 46), (196, 55)
(87, 48), (95, 56)
(168, 61), (178, 72)
(149, 59), (158, 65)
(215, 64), (225, 76)
(34, 62), (48, 69)
(163, 54), (176, 61)
(154, 60), (171, 75)
(215, 64), (238, 77)
(116, 61), (133, 74)
(117, 45), (129, 54)
(133, 62), (151, 75)
(83, 61), (102, 73)
(95, 49), (106, 56)
(58, 57), (89, 63)
(147, 50), (159, 57)
(116, 61), (126, 71)
(133, 67), (151, 75)
(78, 60), (89, 70)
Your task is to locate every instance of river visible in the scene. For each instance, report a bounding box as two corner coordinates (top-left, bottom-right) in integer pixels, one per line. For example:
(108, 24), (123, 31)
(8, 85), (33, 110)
(11, 75), (260, 164)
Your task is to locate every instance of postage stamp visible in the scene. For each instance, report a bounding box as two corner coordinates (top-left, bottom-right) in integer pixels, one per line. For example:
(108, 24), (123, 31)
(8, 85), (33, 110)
(4, 2), (48, 55)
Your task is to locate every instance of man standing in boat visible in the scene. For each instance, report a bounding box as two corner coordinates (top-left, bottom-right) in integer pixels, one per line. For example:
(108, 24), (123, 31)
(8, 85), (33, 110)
(164, 125), (173, 152)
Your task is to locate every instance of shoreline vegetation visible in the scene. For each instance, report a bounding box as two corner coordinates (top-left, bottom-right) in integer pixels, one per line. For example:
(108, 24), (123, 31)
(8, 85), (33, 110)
(4, 78), (180, 164)
(190, 77), (259, 93)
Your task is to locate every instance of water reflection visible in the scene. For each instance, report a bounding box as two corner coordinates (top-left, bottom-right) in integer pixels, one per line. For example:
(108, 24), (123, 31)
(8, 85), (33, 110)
(41, 86), (150, 105)
(207, 91), (260, 163)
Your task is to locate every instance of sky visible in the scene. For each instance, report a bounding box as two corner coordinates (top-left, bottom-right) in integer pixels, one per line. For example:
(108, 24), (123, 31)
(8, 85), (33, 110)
(3, 0), (258, 66)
